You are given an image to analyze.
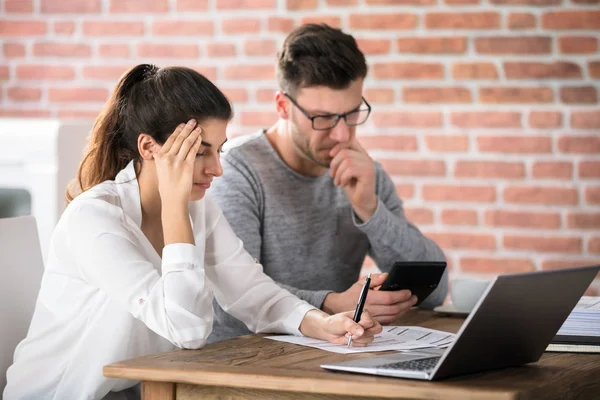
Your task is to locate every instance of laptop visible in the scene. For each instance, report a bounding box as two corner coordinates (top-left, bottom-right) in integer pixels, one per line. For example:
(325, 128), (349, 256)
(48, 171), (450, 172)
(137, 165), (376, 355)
(321, 264), (600, 380)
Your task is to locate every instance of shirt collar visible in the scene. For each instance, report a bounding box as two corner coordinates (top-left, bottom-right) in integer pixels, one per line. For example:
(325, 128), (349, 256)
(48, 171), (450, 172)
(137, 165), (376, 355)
(114, 160), (143, 228)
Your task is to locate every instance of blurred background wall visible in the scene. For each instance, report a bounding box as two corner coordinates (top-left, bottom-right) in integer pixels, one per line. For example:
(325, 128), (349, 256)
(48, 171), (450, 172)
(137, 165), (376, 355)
(0, 0), (598, 292)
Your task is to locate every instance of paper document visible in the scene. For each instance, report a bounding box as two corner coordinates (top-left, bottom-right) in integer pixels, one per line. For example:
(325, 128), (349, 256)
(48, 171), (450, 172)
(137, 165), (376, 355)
(265, 326), (456, 354)
(557, 296), (600, 337)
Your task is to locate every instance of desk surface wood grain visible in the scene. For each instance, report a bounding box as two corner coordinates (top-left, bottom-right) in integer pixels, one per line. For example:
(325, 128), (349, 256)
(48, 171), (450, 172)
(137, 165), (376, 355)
(104, 309), (600, 400)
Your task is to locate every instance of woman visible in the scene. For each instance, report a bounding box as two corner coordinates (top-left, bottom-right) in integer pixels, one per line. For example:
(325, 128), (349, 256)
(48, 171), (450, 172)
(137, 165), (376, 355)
(4, 64), (381, 400)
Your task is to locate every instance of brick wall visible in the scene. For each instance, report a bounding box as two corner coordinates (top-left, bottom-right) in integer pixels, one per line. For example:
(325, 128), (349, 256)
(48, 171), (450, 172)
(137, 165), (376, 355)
(1, 0), (599, 293)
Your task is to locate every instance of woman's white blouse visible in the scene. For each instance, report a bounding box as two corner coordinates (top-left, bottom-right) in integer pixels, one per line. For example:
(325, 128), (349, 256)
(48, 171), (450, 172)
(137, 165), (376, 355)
(4, 161), (315, 400)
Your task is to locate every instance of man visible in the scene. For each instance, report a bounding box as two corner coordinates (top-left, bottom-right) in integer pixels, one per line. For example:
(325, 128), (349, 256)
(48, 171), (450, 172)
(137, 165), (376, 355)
(207, 24), (447, 343)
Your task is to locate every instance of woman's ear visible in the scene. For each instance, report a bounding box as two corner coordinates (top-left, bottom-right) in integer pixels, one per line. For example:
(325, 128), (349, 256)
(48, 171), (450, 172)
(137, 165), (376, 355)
(275, 91), (290, 120)
(138, 133), (158, 161)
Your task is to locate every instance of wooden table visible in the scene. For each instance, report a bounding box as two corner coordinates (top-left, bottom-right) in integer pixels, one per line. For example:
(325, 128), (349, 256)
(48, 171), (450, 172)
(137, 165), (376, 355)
(104, 309), (600, 399)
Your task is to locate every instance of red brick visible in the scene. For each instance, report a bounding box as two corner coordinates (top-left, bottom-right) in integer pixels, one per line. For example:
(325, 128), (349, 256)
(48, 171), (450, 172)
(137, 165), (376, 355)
(480, 87), (553, 103)
(42, 0), (101, 12)
(395, 184), (414, 199)
(327, 0), (358, 4)
(206, 43), (236, 58)
(373, 63), (444, 79)
(425, 135), (469, 152)
(476, 37), (551, 54)
(404, 87), (471, 103)
(190, 66), (217, 81)
(5, 0), (33, 12)
(504, 62), (582, 79)
(451, 112), (521, 128)
(507, 13), (536, 29)
(589, 237), (600, 253)
(579, 161), (600, 179)
(152, 20), (213, 36)
(504, 186), (578, 205)
(110, 0), (169, 12)
(224, 65), (274, 80)
(7, 87), (42, 101)
(427, 233), (496, 250)
(256, 88), (275, 103)
(542, 11), (600, 29)
(176, 0), (209, 11)
(364, 88), (395, 104)
(349, 14), (418, 30)
(360, 135), (418, 151)
(586, 187), (600, 204)
(559, 136), (600, 153)
(542, 259), (600, 270)
(53, 21), (75, 35)
(567, 213), (600, 230)
(477, 136), (551, 153)
(485, 210), (561, 229)
(504, 236), (581, 253)
(441, 210), (478, 225)
(452, 62), (498, 79)
(33, 42), (91, 57)
(444, 0), (479, 4)
(300, 16), (342, 28)
(571, 111), (600, 129)
(240, 111), (278, 126)
(367, 0), (435, 3)
(422, 185), (496, 202)
(220, 88), (248, 103)
(0, 109), (51, 117)
(405, 208), (434, 225)
(98, 44), (130, 58)
(16, 65), (74, 80)
(425, 12), (500, 29)
(379, 160), (446, 176)
(529, 111), (562, 128)
(373, 112), (443, 127)
(532, 161), (573, 179)
(245, 39), (277, 56)
(492, 0), (559, 3)
(222, 18), (261, 34)
(461, 258), (535, 274)
(217, 0), (275, 7)
(0, 20), (46, 36)
(561, 87), (597, 104)
(590, 61), (600, 79)
(57, 109), (101, 119)
(455, 161), (525, 178)
(48, 88), (109, 103)
(84, 22), (145, 36)
(356, 39), (391, 55)
(268, 17), (294, 33)
(136, 44), (199, 58)
(3, 43), (26, 58)
(559, 37), (598, 54)
(397, 37), (466, 54)
(83, 66), (131, 80)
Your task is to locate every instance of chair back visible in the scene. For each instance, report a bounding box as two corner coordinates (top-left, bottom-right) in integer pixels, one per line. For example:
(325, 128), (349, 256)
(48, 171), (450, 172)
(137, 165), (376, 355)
(0, 216), (44, 393)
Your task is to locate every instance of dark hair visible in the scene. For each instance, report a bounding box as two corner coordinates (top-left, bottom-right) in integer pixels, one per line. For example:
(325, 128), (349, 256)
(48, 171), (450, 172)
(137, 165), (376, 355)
(67, 64), (233, 202)
(276, 23), (367, 95)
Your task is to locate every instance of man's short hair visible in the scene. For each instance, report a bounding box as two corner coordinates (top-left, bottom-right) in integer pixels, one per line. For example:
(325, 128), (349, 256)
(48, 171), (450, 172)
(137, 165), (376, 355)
(276, 24), (367, 95)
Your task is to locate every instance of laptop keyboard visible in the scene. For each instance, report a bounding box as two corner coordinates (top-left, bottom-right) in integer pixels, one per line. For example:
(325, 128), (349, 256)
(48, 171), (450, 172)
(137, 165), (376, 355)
(379, 356), (441, 372)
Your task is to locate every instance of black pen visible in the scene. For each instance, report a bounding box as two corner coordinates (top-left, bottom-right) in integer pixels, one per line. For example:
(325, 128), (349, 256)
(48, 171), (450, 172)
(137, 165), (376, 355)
(347, 273), (372, 348)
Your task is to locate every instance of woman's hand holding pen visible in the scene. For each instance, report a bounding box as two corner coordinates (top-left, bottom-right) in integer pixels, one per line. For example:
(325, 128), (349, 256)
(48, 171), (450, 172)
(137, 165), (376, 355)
(299, 309), (382, 347)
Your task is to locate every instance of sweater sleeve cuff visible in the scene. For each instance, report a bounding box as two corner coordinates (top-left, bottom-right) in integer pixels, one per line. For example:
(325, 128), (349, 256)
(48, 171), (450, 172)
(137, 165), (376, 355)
(161, 243), (198, 273)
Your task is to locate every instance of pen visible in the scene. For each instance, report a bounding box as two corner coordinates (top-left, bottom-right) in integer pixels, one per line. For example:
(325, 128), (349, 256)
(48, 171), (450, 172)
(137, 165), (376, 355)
(347, 273), (372, 348)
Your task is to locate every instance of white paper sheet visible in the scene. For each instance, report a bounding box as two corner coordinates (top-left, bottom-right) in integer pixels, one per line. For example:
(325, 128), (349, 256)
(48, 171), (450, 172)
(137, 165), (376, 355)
(265, 326), (456, 354)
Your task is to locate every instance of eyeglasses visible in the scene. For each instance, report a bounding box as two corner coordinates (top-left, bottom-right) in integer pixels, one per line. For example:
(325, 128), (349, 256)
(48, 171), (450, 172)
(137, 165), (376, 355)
(284, 93), (371, 131)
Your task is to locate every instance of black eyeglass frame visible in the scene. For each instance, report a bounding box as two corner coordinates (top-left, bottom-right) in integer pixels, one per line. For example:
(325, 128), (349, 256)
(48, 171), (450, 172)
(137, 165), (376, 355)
(284, 93), (372, 131)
